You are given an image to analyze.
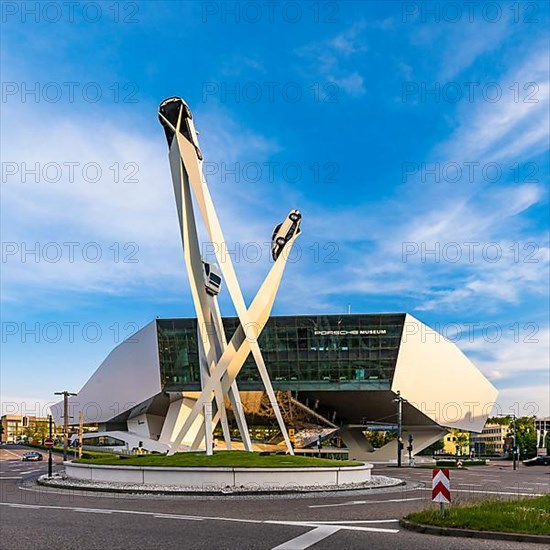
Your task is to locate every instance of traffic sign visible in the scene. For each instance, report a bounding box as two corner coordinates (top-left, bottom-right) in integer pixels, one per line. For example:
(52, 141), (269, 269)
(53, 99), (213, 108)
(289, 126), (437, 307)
(432, 468), (451, 503)
(44, 439), (54, 449)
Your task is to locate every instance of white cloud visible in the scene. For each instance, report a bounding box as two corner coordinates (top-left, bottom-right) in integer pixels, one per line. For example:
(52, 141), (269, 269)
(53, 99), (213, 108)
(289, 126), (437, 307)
(438, 49), (550, 164)
(496, 386), (550, 418)
(0, 101), (283, 306)
(461, 326), (549, 380)
(298, 20), (369, 97)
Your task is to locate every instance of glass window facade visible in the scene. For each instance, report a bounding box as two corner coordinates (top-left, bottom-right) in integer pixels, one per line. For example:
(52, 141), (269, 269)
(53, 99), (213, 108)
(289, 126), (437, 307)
(157, 314), (405, 392)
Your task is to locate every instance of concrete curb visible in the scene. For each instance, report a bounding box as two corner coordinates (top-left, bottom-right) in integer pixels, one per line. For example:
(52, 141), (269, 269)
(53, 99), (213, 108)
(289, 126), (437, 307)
(37, 476), (406, 496)
(399, 519), (550, 544)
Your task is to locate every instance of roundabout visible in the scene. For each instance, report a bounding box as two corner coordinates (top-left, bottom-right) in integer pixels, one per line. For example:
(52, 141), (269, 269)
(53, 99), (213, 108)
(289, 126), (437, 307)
(38, 451), (393, 495)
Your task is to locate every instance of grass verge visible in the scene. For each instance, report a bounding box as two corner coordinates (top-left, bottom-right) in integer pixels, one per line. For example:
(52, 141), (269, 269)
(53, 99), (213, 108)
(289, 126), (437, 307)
(406, 495), (550, 536)
(76, 450), (362, 468)
(26, 443), (116, 460)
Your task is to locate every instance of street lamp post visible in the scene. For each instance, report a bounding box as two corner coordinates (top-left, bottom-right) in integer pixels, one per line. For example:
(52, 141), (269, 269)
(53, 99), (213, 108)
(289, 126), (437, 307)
(497, 413), (518, 471)
(393, 391), (405, 467)
(54, 391), (77, 461)
(47, 415), (53, 478)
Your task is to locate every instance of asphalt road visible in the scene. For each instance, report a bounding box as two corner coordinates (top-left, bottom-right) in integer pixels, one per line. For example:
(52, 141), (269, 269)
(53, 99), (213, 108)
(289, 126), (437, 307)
(1, 445), (548, 549)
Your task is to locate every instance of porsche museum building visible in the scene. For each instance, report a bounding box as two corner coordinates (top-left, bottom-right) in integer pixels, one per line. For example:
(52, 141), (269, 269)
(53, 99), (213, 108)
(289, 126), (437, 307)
(53, 313), (498, 460)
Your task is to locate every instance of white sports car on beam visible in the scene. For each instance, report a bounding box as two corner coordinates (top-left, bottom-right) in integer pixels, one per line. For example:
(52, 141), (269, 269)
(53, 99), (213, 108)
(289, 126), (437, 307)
(203, 261), (222, 296)
(158, 96), (203, 160)
(271, 210), (302, 261)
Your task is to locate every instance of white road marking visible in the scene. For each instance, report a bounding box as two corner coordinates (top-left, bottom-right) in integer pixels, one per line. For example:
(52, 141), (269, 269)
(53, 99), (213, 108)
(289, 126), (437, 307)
(74, 509), (113, 514)
(503, 486), (549, 491)
(0, 477), (22, 480)
(0, 502), (399, 537)
(154, 514), (203, 521)
(309, 497), (423, 508)
(271, 525), (340, 549)
(0, 449), (22, 459)
(308, 519), (399, 525)
(453, 489), (544, 496)
(267, 520), (399, 534)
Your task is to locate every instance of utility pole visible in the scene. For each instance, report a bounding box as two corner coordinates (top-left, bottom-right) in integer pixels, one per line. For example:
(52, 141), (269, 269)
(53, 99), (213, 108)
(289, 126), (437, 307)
(54, 391), (77, 461)
(78, 410), (83, 459)
(512, 414), (518, 471)
(394, 390), (405, 467)
(47, 415), (53, 478)
(497, 413), (518, 471)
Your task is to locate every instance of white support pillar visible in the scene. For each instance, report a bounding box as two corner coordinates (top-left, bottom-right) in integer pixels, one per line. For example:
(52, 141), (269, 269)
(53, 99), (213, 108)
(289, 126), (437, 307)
(204, 402), (213, 456)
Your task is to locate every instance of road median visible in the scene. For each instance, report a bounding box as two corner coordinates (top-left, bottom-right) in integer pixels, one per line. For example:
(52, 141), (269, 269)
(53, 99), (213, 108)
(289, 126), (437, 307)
(401, 495), (550, 544)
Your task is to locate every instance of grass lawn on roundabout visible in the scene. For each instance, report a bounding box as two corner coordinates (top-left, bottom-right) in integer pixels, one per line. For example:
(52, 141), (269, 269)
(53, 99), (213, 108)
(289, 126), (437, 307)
(75, 450), (362, 468)
(406, 495), (550, 536)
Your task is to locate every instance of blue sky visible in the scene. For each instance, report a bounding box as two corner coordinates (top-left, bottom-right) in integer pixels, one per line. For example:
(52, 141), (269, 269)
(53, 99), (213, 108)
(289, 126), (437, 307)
(1, 1), (549, 419)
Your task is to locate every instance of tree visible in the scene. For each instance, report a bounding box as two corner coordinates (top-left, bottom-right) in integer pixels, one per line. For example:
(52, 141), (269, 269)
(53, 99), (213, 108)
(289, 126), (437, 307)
(364, 430), (395, 449)
(455, 432), (469, 454)
(418, 438), (444, 456)
(486, 416), (512, 425)
(512, 417), (537, 459)
(35, 421), (49, 444)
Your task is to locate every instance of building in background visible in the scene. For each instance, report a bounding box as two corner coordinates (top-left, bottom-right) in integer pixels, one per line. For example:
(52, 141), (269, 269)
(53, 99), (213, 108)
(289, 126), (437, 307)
(442, 429), (470, 455)
(52, 313), (498, 460)
(0, 414), (50, 444)
(470, 422), (511, 456)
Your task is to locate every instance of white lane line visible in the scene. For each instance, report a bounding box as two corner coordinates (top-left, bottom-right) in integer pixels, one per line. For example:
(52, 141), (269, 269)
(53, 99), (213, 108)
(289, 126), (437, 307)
(271, 525), (340, 550)
(3, 503), (41, 509)
(453, 489), (544, 496)
(0, 502), (399, 536)
(0, 449), (22, 459)
(309, 497), (423, 508)
(74, 509), (113, 514)
(154, 514), (203, 521)
(503, 486), (549, 491)
(0, 502), (260, 525)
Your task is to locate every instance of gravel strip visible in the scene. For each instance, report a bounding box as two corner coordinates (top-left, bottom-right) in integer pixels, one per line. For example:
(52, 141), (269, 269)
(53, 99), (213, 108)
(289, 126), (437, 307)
(38, 473), (404, 495)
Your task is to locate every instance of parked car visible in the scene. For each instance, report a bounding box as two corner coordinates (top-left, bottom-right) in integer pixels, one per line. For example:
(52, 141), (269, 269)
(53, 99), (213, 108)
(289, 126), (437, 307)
(522, 455), (550, 466)
(22, 452), (43, 462)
